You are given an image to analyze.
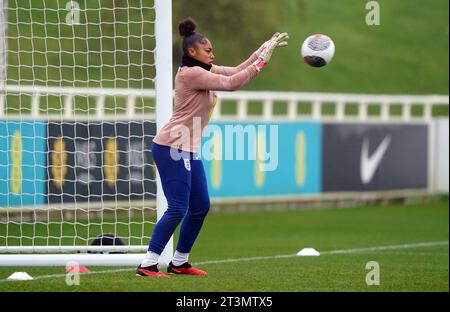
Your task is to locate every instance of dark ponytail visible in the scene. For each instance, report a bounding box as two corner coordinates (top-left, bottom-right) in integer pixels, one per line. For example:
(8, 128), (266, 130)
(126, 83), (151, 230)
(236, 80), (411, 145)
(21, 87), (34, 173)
(179, 17), (196, 37)
(179, 17), (207, 56)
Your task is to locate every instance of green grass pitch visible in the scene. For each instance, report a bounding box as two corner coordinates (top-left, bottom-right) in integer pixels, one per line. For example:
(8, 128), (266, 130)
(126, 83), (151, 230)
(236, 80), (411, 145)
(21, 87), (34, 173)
(0, 199), (448, 292)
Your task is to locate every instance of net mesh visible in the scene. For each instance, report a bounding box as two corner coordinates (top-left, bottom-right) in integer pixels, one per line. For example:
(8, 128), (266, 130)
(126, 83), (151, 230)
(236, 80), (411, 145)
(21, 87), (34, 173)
(0, 0), (157, 251)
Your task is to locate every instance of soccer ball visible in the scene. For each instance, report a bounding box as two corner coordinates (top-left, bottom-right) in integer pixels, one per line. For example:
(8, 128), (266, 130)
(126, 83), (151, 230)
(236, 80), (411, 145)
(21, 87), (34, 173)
(301, 34), (335, 67)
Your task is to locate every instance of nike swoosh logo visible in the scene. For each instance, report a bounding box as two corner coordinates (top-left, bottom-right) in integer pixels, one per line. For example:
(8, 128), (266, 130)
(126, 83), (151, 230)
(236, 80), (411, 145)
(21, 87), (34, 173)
(360, 136), (392, 184)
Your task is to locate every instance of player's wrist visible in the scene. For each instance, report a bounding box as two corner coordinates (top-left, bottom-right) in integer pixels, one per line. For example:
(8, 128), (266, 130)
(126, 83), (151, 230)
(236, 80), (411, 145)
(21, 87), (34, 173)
(253, 58), (266, 72)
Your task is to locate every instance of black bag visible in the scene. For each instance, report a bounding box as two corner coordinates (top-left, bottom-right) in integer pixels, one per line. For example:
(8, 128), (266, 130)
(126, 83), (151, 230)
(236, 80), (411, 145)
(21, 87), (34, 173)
(89, 233), (126, 254)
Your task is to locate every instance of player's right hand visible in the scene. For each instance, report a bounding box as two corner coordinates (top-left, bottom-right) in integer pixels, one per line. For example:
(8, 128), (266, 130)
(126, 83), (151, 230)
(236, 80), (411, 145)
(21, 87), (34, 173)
(257, 32), (280, 54)
(254, 32), (289, 71)
(257, 32), (290, 63)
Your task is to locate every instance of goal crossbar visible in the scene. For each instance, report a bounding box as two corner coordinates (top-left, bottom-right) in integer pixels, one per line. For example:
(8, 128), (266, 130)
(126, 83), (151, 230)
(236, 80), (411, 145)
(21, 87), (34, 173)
(0, 253), (146, 267)
(0, 245), (148, 253)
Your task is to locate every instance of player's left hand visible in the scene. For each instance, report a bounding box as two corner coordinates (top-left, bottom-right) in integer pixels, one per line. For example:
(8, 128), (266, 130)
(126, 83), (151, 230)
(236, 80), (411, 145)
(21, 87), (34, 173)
(257, 32), (280, 53)
(255, 32), (290, 70)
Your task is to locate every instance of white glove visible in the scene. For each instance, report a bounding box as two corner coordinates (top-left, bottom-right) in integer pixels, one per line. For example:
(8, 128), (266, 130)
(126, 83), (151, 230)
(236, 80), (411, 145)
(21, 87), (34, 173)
(257, 32), (280, 54)
(254, 32), (289, 71)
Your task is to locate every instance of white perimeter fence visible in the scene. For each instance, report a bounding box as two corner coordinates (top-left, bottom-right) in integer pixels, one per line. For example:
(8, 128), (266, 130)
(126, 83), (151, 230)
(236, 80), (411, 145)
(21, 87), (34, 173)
(0, 85), (448, 122)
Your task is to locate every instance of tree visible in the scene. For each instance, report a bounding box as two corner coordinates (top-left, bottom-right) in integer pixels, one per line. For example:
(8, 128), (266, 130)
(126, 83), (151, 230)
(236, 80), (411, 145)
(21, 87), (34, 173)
(172, 0), (302, 68)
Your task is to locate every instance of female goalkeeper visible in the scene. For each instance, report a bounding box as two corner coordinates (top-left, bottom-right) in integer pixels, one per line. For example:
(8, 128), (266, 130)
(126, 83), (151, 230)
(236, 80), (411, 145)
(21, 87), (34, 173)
(136, 18), (289, 277)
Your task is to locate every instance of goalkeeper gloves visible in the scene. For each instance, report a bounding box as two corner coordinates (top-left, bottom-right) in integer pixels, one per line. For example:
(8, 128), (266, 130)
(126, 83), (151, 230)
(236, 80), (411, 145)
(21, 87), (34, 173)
(257, 32), (280, 54)
(254, 32), (289, 71)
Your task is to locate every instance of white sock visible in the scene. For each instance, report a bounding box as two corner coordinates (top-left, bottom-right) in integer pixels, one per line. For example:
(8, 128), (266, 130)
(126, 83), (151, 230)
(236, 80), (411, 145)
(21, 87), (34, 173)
(141, 251), (160, 267)
(172, 250), (189, 266)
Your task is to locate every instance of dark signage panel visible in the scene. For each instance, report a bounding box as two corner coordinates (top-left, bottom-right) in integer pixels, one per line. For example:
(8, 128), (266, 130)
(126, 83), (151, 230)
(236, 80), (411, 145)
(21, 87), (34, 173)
(322, 123), (428, 192)
(47, 121), (156, 204)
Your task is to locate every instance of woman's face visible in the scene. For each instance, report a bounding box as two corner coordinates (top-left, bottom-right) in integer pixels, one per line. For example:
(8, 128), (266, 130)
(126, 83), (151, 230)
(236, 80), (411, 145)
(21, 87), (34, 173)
(188, 38), (215, 65)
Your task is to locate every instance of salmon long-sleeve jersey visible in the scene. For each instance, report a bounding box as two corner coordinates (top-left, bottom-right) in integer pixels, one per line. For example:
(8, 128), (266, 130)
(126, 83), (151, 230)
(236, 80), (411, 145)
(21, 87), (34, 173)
(153, 52), (260, 153)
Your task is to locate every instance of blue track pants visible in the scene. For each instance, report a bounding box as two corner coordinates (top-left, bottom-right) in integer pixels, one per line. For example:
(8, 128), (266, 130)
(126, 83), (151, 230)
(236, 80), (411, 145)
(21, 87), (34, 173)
(148, 142), (210, 255)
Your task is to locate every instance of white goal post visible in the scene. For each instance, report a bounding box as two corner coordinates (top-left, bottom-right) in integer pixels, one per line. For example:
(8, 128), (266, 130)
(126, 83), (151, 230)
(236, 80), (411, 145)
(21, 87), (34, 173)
(0, 0), (173, 266)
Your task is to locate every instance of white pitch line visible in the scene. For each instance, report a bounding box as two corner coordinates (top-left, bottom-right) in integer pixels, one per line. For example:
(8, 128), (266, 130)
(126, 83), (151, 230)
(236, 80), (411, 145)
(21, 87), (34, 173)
(194, 241), (449, 265)
(0, 268), (132, 283)
(0, 241), (447, 283)
(320, 241), (449, 256)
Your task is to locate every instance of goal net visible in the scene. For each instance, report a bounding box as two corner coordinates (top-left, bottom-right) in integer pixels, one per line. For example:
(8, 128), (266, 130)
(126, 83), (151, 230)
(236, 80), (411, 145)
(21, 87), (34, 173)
(0, 0), (173, 266)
